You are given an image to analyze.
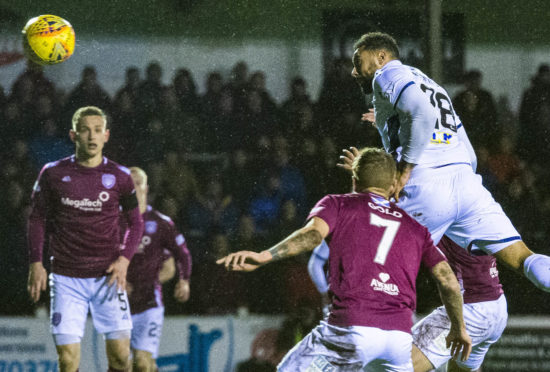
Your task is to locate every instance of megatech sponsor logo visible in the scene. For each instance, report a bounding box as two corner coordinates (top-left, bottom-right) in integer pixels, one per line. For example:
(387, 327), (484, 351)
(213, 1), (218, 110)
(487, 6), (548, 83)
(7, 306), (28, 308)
(61, 192), (110, 212)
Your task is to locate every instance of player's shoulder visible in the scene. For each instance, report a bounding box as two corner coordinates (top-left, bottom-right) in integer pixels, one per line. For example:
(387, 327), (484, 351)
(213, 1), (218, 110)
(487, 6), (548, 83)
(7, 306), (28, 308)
(40, 156), (73, 175)
(151, 208), (175, 227)
(374, 60), (414, 87)
(103, 157), (131, 174)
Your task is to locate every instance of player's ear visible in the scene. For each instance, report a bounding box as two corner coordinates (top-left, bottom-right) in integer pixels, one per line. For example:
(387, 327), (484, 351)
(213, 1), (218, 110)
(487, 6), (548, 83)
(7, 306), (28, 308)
(104, 128), (110, 143)
(69, 129), (76, 143)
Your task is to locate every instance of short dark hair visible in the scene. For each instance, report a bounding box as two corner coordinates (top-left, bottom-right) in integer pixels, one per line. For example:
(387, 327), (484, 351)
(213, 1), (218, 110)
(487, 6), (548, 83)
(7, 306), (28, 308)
(353, 32), (400, 59)
(352, 147), (396, 192)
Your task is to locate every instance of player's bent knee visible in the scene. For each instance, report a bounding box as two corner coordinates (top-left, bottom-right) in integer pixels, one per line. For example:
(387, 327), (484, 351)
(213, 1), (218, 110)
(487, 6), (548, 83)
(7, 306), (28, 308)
(133, 350), (154, 372)
(106, 338), (131, 368)
(524, 254), (550, 292)
(56, 343), (81, 372)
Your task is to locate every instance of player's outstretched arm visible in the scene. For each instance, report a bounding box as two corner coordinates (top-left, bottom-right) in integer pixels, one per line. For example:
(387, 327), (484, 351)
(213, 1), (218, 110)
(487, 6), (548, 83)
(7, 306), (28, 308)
(217, 217), (329, 272)
(27, 262), (47, 303)
(431, 261), (472, 362)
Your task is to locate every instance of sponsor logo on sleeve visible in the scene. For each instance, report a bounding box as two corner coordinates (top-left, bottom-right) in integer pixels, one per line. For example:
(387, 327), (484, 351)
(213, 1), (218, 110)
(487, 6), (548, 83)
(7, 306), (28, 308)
(102, 174), (116, 189)
(62, 175), (71, 182)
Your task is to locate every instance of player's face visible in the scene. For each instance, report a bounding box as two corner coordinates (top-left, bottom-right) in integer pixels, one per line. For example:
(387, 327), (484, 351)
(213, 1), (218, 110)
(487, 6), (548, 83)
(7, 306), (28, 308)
(130, 171), (148, 214)
(351, 49), (380, 94)
(72, 115), (109, 159)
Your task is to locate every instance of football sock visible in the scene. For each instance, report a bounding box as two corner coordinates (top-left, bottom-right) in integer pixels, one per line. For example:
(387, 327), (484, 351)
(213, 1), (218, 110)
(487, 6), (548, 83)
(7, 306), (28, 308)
(524, 254), (550, 292)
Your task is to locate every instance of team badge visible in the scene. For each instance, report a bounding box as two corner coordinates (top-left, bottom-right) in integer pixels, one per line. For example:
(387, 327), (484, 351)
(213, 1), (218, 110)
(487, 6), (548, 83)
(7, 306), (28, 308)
(52, 312), (62, 326)
(102, 174), (116, 189)
(145, 221), (158, 234)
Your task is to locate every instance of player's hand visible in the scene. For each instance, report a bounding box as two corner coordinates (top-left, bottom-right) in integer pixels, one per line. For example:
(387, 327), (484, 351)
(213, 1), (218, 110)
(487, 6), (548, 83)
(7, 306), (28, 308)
(361, 108), (376, 127)
(446, 325), (472, 362)
(174, 279), (190, 303)
(336, 147), (360, 173)
(216, 250), (270, 272)
(393, 162), (414, 202)
(125, 282), (133, 297)
(106, 256), (130, 292)
(28, 262), (47, 303)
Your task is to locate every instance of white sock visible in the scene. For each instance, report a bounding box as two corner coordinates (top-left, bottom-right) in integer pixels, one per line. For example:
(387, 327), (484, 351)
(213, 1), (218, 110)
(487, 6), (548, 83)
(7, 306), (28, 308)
(524, 254), (550, 292)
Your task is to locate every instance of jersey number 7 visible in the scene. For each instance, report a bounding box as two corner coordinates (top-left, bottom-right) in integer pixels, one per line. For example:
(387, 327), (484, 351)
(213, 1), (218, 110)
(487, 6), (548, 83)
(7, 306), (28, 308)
(370, 213), (401, 265)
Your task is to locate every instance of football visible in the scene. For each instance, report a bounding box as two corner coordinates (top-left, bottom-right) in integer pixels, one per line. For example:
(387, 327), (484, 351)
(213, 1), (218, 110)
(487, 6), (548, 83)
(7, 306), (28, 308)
(22, 15), (75, 65)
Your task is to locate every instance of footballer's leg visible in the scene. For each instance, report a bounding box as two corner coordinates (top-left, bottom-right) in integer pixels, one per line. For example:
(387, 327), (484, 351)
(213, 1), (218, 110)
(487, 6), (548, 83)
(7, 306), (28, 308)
(56, 343), (81, 372)
(411, 344), (433, 372)
(90, 277), (133, 371)
(493, 240), (550, 292)
(132, 349), (155, 372)
(106, 337), (131, 371)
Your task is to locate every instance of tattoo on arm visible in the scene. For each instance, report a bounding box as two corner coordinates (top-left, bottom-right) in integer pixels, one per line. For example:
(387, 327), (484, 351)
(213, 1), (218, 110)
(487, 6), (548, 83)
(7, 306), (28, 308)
(268, 229), (323, 262)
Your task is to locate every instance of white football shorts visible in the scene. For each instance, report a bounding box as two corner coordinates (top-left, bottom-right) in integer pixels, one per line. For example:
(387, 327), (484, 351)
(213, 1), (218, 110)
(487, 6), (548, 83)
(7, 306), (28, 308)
(131, 290), (164, 358)
(49, 273), (132, 342)
(277, 321), (413, 372)
(398, 164), (521, 254)
(412, 294), (507, 370)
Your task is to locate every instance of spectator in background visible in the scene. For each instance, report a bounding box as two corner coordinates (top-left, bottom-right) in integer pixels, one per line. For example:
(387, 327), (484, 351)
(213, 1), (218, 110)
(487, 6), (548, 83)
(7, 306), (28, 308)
(172, 68), (200, 115)
(114, 66), (141, 107)
(194, 232), (245, 313)
(136, 61), (165, 124)
(453, 69), (498, 151)
(228, 60), (249, 114)
(11, 61), (56, 106)
(248, 70), (278, 117)
(518, 64), (550, 164)
(184, 178), (240, 238)
(64, 66), (111, 120)
(281, 77), (312, 122)
(200, 71), (224, 113)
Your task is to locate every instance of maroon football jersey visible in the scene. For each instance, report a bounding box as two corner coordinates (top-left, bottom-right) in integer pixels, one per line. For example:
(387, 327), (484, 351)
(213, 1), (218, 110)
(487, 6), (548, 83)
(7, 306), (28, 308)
(437, 235), (503, 304)
(308, 192), (446, 334)
(126, 206), (192, 314)
(28, 155), (142, 277)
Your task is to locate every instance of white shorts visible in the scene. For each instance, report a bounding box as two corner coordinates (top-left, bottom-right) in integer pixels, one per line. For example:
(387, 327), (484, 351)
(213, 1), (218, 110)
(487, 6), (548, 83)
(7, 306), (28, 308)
(131, 305), (165, 358)
(49, 273), (132, 340)
(398, 164), (521, 254)
(277, 321), (413, 372)
(412, 294), (507, 370)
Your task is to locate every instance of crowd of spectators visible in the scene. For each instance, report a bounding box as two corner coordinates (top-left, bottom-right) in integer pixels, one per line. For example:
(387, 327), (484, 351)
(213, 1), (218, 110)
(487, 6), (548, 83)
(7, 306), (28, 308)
(1, 59), (550, 320)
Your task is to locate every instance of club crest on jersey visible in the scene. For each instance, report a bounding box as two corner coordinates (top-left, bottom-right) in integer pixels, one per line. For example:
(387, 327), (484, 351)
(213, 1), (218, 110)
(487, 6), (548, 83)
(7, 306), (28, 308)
(102, 174), (116, 189)
(145, 221), (158, 234)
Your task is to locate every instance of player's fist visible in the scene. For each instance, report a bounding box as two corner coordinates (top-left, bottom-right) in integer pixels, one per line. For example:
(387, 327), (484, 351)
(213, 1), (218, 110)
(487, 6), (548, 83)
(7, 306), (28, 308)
(174, 279), (190, 303)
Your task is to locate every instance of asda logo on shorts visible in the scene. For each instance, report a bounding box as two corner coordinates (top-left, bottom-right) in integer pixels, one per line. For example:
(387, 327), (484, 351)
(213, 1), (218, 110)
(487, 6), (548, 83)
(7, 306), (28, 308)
(61, 192), (110, 212)
(370, 272), (400, 296)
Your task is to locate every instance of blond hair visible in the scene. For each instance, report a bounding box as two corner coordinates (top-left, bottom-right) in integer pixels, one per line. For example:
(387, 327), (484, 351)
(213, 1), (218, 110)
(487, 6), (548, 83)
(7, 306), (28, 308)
(71, 106), (107, 131)
(352, 147), (396, 192)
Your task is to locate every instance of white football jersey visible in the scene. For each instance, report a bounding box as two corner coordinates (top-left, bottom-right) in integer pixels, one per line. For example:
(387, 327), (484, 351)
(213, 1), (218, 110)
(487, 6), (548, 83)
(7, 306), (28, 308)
(372, 60), (471, 168)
